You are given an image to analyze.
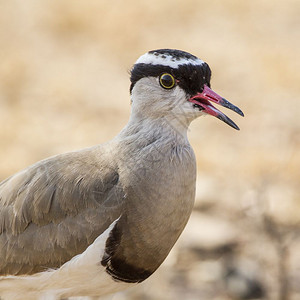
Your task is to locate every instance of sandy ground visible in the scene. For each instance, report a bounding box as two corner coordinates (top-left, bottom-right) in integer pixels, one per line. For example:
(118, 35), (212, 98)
(0, 1), (300, 299)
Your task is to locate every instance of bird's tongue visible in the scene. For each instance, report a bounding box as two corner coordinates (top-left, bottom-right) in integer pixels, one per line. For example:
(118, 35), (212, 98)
(188, 85), (244, 130)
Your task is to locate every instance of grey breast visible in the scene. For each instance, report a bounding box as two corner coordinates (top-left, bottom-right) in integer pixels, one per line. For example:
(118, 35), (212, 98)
(100, 134), (197, 283)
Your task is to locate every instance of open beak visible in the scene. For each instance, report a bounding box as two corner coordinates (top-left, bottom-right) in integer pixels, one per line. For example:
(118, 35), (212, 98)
(188, 85), (244, 130)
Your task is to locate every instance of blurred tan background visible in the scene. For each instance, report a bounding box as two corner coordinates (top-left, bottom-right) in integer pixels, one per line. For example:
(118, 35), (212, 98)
(0, 0), (300, 299)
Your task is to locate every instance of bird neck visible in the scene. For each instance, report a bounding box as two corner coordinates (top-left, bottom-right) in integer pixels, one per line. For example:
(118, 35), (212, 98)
(120, 111), (191, 144)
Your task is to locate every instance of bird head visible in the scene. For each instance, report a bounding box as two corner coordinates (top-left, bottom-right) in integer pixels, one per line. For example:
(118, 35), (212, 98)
(130, 49), (244, 130)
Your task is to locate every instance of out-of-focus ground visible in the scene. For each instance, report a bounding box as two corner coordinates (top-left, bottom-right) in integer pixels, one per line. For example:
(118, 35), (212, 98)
(0, 1), (300, 299)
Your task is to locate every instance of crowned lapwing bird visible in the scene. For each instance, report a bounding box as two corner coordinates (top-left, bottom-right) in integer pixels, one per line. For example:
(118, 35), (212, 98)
(0, 49), (243, 299)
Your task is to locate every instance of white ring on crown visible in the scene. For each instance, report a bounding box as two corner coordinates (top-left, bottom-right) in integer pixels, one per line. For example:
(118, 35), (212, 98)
(135, 52), (204, 69)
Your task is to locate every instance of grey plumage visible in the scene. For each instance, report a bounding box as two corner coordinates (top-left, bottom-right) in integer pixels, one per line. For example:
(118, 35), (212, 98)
(0, 119), (196, 280)
(0, 145), (124, 275)
(0, 49), (243, 298)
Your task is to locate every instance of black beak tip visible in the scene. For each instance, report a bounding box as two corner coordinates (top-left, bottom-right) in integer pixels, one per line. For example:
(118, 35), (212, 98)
(221, 98), (244, 117)
(229, 122), (240, 131)
(217, 114), (240, 131)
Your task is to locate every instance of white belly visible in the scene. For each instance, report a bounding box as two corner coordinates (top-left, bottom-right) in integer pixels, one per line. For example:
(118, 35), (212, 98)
(0, 219), (134, 300)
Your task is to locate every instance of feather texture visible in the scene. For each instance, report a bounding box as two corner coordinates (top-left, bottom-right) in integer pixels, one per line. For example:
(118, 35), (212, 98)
(0, 145), (124, 276)
(0, 218), (132, 300)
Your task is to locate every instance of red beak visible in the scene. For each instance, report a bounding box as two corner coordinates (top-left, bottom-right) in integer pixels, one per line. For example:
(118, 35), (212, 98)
(188, 85), (244, 130)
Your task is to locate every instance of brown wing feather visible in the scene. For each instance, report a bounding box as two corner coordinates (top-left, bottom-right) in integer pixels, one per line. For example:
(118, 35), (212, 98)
(0, 145), (124, 275)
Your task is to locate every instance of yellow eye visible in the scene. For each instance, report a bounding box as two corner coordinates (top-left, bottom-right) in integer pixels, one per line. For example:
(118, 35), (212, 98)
(159, 73), (175, 89)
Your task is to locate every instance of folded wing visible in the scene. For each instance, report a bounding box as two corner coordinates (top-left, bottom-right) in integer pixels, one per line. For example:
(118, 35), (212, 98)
(0, 146), (125, 275)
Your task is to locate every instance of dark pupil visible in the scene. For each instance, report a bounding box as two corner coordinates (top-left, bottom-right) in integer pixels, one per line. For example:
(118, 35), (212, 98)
(161, 75), (173, 87)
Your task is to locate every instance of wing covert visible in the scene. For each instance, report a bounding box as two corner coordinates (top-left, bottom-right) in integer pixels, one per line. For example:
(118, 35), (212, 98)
(0, 146), (125, 275)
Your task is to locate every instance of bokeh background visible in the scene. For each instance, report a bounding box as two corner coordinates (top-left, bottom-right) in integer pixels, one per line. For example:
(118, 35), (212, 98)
(0, 1), (299, 299)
